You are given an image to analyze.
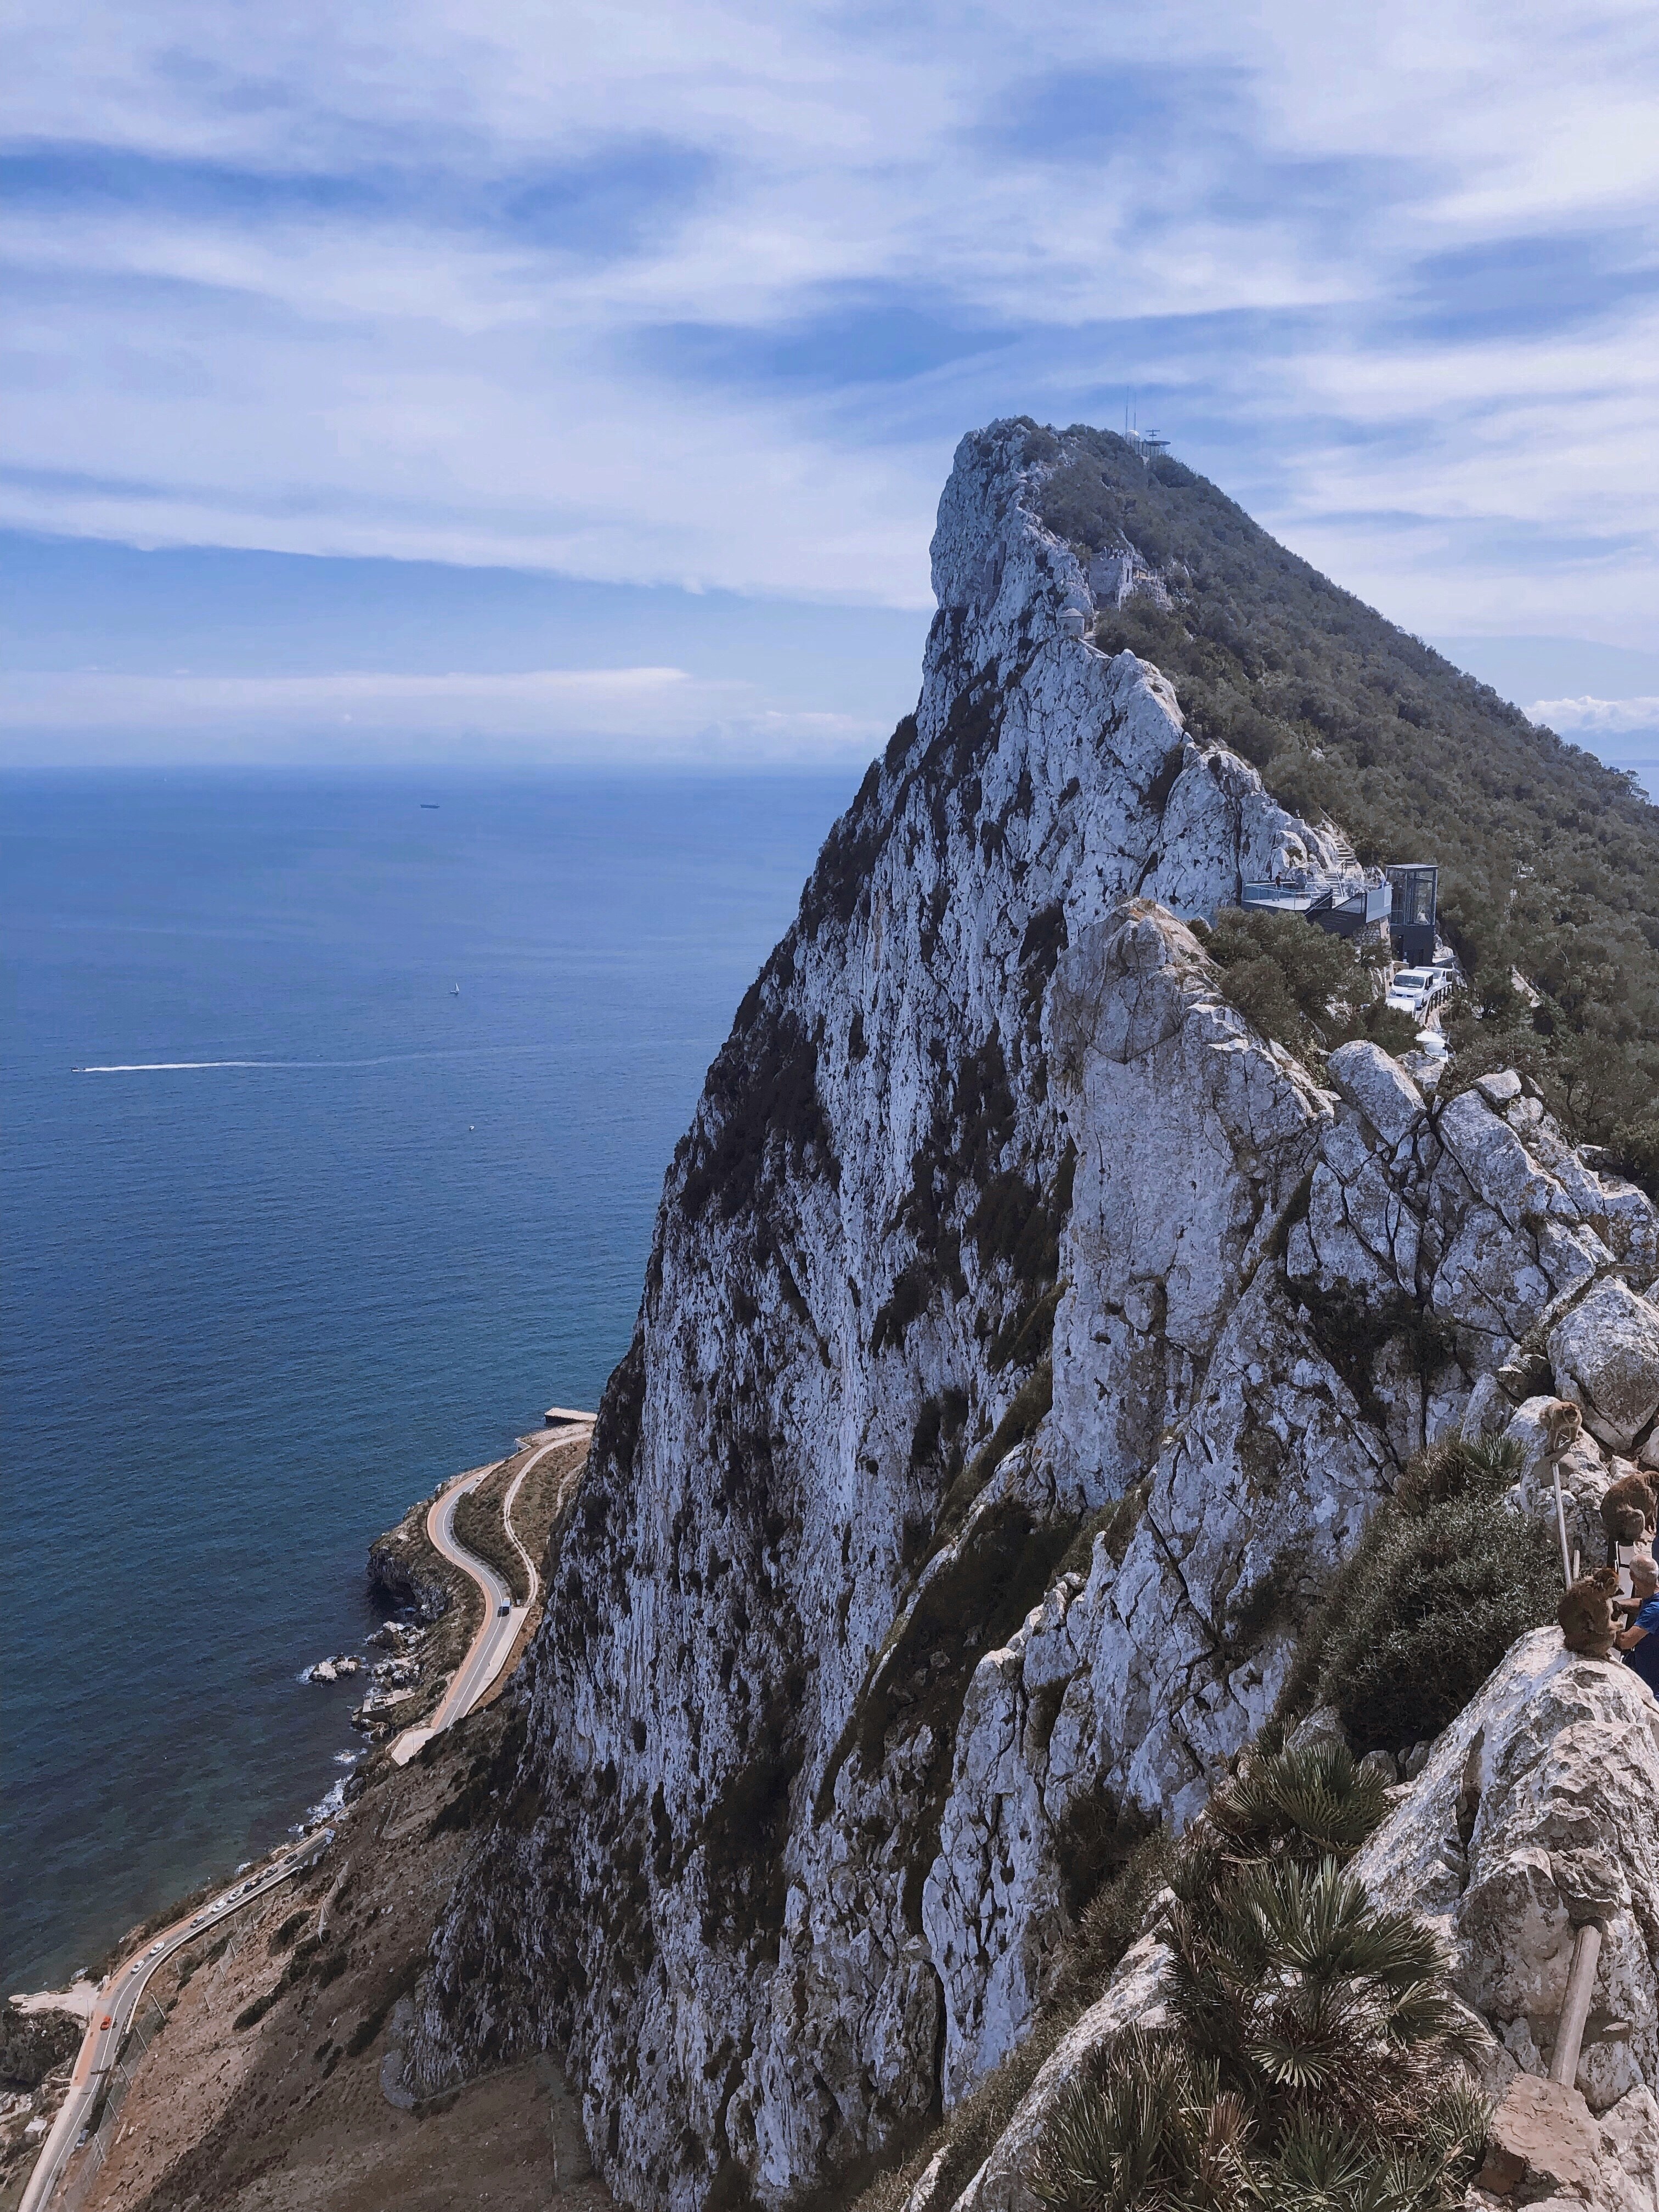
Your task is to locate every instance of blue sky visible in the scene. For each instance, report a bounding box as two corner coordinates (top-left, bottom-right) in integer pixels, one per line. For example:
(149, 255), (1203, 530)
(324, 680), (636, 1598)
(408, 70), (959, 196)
(3, 0), (1657, 769)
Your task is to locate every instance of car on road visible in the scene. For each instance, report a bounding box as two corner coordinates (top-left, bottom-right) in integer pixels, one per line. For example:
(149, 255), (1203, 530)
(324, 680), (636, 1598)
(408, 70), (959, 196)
(1385, 964), (1454, 1018)
(148, 1942), (163, 1955)
(498, 1600), (511, 1616)
(100, 2016), (112, 2030)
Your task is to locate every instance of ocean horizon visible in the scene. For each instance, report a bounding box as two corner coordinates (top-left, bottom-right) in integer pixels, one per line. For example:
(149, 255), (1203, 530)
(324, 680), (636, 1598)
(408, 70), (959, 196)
(0, 764), (860, 1995)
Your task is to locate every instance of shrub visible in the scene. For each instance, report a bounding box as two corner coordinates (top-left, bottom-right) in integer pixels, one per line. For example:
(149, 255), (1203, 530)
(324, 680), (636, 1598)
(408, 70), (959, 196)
(345, 2010), (383, 2055)
(1056, 1825), (1175, 2011)
(1607, 1109), (1659, 1198)
(1394, 1435), (1522, 1516)
(268, 1909), (308, 1953)
(1031, 1854), (1485, 2212)
(429, 1712), (531, 1838)
(1054, 1481), (1150, 1584)
(1313, 1497), (1559, 1752)
(1055, 1788), (1159, 1918)
(1280, 1437), (1558, 1754)
(344, 1956), (422, 2056)
(935, 1360), (1053, 1543)
(1206, 908), (1357, 1057)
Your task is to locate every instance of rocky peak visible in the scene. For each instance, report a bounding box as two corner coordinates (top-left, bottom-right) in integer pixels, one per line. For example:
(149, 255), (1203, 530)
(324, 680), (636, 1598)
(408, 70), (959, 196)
(409, 422), (1659, 2212)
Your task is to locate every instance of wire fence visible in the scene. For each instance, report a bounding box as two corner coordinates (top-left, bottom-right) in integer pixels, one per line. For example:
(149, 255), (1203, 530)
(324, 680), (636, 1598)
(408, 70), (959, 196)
(57, 1998), (165, 2212)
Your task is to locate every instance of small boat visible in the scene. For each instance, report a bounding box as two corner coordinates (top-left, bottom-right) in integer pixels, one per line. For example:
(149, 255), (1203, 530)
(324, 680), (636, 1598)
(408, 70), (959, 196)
(452, 985), (461, 996)
(421, 802), (440, 810)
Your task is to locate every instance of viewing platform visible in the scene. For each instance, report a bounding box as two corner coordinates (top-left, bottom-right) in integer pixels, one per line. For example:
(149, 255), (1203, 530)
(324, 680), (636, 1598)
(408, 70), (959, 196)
(1241, 860), (1439, 962)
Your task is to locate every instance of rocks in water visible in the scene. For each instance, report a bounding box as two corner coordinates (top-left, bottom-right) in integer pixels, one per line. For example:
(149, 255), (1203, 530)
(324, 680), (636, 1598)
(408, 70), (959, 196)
(300, 1654), (362, 1684)
(351, 1654), (425, 1731)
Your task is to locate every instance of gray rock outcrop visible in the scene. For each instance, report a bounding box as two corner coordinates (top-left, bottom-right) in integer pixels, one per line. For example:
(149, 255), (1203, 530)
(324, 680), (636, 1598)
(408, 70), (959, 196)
(1353, 1628), (1659, 2114)
(408, 421), (1659, 2212)
(1347, 1628), (1659, 2212)
(936, 1627), (1659, 2212)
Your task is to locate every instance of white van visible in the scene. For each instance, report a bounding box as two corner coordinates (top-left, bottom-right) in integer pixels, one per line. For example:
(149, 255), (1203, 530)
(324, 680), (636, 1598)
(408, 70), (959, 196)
(1386, 966), (1453, 1017)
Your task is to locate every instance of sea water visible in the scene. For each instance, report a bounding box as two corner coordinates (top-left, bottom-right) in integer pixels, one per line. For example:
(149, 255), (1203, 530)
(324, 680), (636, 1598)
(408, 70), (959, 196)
(1, 767), (857, 1993)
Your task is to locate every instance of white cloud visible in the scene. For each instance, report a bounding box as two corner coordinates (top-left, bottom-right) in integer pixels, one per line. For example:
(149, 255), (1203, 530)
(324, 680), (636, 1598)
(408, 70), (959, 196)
(0, 665), (885, 765)
(3, 0), (1657, 640)
(1531, 693), (1659, 732)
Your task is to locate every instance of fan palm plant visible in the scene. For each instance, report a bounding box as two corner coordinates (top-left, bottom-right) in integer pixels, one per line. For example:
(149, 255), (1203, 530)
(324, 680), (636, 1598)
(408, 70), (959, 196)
(1032, 1850), (1483, 2212)
(1166, 1856), (1469, 2122)
(1030, 2028), (1252, 2212)
(1207, 1743), (1389, 1863)
(1396, 1435), (1524, 1516)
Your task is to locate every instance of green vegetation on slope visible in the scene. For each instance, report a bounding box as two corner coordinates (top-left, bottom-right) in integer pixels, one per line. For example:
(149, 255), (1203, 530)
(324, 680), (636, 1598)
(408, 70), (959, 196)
(1276, 1437), (1559, 1755)
(1195, 906), (1419, 1068)
(1031, 424), (1659, 1190)
(845, 1743), (1477, 2212)
(839, 1429), (1555, 2212)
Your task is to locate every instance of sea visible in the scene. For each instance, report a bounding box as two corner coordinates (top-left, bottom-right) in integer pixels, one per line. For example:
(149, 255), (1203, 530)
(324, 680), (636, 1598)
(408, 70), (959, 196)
(0, 767), (859, 1995)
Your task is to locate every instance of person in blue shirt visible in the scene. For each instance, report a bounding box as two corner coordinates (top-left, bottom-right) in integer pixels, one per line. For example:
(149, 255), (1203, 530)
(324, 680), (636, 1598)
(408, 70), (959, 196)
(1614, 1555), (1659, 1696)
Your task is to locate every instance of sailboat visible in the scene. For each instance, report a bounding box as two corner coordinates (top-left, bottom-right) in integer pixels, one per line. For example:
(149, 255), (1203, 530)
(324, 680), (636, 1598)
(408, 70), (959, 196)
(452, 984), (461, 996)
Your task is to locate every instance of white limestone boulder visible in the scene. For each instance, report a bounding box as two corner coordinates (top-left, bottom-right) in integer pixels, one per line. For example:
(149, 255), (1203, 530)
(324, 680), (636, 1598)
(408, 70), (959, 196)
(1327, 1039), (1425, 1151)
(1550, 1280), (1659, 1454)
(1352, 1628), (1659, 2115)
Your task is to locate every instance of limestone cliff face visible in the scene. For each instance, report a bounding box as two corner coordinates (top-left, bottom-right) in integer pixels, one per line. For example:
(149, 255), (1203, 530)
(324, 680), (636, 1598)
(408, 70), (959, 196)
(409, 421), (1659, 2212)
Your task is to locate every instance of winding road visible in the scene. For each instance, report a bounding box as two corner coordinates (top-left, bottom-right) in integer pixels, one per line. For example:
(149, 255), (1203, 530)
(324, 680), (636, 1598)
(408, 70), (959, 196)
(18, 1836), (330, 2212)
(21, 1421), (591, 2209)
(390, 1422), (590, 1765)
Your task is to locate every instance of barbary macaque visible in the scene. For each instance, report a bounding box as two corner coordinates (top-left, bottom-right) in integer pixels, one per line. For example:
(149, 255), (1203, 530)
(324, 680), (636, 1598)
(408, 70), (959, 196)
(1542, 1398), (1583, 1459)
(1559, 1567), (1622, 1661)
(1601, 1470), (1658, 1565)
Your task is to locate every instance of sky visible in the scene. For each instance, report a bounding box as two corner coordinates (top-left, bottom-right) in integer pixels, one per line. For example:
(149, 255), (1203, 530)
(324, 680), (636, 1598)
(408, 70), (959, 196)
(4, 0), (1658, 775)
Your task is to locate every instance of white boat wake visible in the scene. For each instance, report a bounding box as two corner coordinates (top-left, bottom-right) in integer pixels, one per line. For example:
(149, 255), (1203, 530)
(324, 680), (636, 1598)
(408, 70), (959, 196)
(78, 1049), (505, 1073)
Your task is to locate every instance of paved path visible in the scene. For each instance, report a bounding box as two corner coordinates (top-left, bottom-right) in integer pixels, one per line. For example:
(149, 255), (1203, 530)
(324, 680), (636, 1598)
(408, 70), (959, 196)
(18, 1836), (329, 2212)
(390, 1424), (589, 1765)
(500, 1452), (544, 1611)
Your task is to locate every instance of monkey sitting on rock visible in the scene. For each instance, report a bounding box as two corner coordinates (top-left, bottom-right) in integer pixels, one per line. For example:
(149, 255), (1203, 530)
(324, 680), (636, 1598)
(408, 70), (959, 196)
(1559, 1567), (1623, 1661)
(1601, 1470), (1658, 1565)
